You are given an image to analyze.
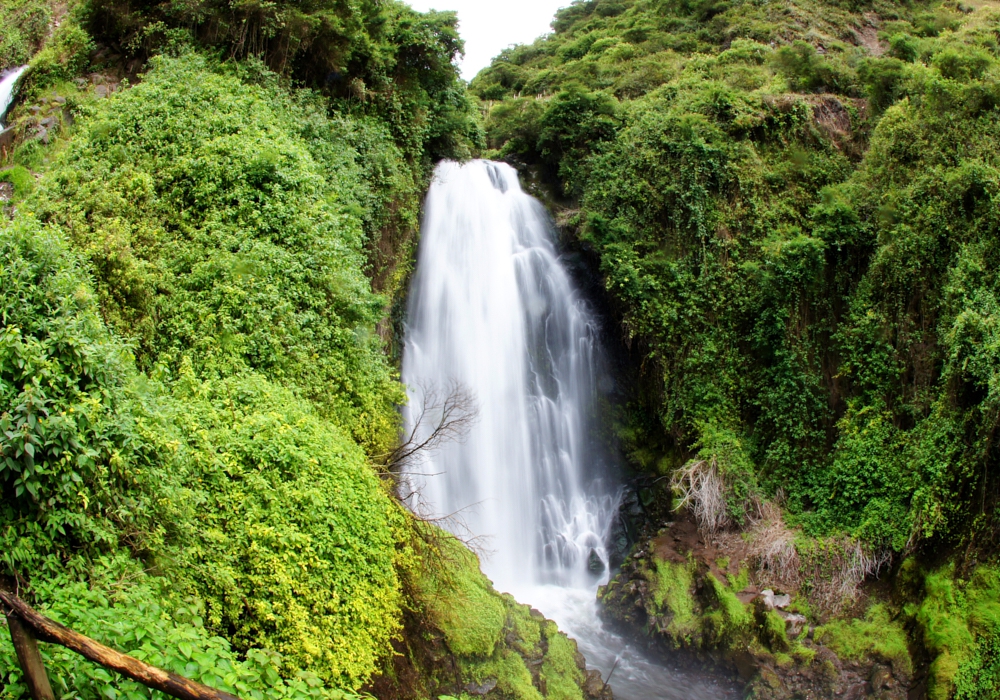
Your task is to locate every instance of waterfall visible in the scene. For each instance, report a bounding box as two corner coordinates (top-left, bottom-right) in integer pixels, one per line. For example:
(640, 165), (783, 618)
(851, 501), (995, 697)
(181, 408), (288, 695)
(0, 66), (27, 129)
(401, 159), (618, 593)
(402, 160), (740, 700)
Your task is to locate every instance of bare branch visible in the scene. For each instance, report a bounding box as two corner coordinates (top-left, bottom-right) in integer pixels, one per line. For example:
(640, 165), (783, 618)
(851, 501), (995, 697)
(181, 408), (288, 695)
(379, 379), (479, 471)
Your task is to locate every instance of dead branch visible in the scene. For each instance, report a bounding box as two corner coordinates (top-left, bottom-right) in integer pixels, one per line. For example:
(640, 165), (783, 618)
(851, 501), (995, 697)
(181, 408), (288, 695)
(378, 379), (479, 472)
(0, 590), (242, 700)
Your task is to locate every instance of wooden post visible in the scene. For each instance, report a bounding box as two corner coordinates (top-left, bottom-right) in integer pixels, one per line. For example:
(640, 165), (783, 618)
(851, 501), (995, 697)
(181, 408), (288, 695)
(0, 590), (243, 700)
(4, 608), (55, 700)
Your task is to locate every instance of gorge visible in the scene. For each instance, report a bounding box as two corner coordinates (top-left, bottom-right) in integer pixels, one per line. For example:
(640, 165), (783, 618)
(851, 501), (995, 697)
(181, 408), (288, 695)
(401, 159), (740, 699)
(3, 0), (1000, 699)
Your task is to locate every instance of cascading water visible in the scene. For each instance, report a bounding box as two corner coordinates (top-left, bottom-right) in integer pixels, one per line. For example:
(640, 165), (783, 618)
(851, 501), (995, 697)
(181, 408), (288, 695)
(0, 66), (27, 129)
(402, 160), (740, 700)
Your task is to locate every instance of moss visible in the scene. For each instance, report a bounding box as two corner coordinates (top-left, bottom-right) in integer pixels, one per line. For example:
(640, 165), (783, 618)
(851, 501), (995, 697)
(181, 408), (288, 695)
(700, 575), (753, 651)
(540, 623), (584, 700)
(463, 650), (543, 700)
(726, 566), (749, 592)
(762, 610), (790, 653)
(646, 556), (698, 637)
(791, 643), (816, 666)
(814, 604), (912, 678)
(507, 596), (543, 654)
(913, 563), (1000, 700)
(414, 535), (506, 658)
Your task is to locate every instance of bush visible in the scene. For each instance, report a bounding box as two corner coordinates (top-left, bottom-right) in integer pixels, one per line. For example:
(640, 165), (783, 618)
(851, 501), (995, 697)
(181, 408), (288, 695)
(771, 41), (855, 94)
(31, 53), (404, 454)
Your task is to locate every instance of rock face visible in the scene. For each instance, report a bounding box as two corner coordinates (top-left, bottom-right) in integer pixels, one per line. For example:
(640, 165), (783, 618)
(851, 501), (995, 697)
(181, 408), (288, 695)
(598, 510), (910, 700)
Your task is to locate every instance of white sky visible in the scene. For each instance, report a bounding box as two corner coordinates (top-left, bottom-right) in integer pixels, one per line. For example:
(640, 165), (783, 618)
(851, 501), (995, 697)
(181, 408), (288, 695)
(406, 1), (572, 80)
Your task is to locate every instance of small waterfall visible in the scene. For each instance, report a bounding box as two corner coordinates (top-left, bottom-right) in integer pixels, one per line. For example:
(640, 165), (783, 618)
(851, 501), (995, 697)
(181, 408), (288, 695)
(402, 160), (740, 700)
(402, 160), (618, 593)
(0, 66), (27, 129)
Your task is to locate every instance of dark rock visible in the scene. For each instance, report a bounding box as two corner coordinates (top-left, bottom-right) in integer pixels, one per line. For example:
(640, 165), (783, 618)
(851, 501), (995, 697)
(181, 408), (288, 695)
(842, 681), (867, 700)
(0, 127), (15, 151)
(583, 669), (608, 699)
(870, 664), (892, 691)
(464, 678), (497, 695)
(588, 548), (606, 573)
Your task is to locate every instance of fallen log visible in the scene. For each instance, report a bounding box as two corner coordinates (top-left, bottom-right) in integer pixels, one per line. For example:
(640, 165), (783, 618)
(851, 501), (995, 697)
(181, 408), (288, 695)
(0, 589), (243, 700)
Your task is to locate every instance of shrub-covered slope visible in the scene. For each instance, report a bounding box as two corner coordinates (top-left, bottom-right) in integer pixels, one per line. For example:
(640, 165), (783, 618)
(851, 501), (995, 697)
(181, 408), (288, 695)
(0, 4), (609, 700)
(473, 0), (1000, 696)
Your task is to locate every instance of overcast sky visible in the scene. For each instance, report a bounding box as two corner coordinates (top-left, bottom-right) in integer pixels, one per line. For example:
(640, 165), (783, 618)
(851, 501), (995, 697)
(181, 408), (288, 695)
(406, 1), (572, 80)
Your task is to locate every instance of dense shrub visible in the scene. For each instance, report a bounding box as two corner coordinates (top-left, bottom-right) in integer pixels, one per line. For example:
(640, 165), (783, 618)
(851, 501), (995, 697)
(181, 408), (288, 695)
(475, 0), (1000, 555)
(29, 53), (404, 454)
(0, 213), (403, 692)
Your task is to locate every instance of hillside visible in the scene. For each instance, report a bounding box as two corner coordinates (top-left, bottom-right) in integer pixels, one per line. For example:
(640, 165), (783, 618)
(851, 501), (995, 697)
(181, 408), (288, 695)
(0, 3), (609, 700)
(472, 0), (1000, 697)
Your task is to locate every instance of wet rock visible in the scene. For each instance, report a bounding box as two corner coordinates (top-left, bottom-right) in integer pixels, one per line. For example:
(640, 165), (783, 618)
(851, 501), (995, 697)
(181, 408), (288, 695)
(760, 666), (783, 690)
(779, 611), (807, 638)
(870, 664), (892, 691)
(588, 548), (606, 573)
(464, 678), (497, 695)
(583, 669), (613, 699)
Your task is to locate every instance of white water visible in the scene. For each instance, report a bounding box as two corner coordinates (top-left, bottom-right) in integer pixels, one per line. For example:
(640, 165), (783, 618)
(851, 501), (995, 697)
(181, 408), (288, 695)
(0, 66), (27, 129)
(402, 160), (740, 700)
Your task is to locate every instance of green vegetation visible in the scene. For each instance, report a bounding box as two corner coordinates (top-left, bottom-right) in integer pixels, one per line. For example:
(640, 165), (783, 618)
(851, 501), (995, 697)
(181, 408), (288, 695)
(413, 535), (507, 658)
(475, 0), (1000, 692)
(0, 0), (50, 68)
(474, 0), (1000, 554)
(409, 531), (588, 700)
(647, 557), (698, 638)
(538, 626), (584, 700)
(0, 210), (399, 694)
(0, 0), (489, 697)
(28, 52), (404, 453)
(908, 563), (1000, 700)
(814, 604), (912, 676)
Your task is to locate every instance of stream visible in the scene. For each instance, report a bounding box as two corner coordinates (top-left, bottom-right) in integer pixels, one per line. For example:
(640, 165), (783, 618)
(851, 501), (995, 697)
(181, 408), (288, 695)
(401, 160), (740, 700)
